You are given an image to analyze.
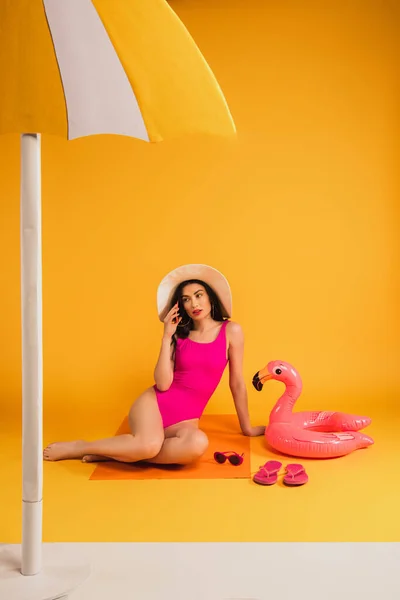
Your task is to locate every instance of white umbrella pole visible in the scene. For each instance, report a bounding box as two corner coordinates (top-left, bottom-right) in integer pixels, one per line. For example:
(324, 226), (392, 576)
(20, 133), (43, 576)
(1, 137), (89, 599)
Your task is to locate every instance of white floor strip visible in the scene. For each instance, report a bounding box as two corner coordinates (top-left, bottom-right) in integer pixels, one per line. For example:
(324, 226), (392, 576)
(1, 542), (399, 599)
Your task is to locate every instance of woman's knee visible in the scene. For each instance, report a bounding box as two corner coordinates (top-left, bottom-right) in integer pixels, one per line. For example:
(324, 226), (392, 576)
(120, 435), (163, 462)
(137, 436), (164, 460)
(185, 429), (209, 458)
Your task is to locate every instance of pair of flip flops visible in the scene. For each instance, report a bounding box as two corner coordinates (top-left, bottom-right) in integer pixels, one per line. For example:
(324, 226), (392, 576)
(253, 460), (308, 486)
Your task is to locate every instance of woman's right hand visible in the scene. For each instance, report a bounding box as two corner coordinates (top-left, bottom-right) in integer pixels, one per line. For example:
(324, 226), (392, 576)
(163, 302), (181, 339)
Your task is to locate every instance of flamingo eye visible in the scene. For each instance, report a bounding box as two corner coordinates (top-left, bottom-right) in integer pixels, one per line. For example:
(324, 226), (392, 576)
(274, 368), (282, 375)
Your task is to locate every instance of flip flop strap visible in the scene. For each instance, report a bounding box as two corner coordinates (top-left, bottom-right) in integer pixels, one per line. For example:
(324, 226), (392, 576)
(286, 467), (305, 479)
(258, 465), (278, 477)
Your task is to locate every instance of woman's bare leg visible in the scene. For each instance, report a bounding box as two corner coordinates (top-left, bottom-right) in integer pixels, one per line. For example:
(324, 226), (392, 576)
(84, 422), (209, 466)
(43, 388), (164, 463)
(148, 422), (209, 465)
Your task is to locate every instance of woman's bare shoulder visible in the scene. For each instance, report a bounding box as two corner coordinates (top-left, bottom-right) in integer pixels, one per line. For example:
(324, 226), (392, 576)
(226, 320), (244, 341)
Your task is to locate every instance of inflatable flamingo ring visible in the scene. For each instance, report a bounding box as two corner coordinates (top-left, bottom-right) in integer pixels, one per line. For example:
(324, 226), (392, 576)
(252, 360), (374, 458)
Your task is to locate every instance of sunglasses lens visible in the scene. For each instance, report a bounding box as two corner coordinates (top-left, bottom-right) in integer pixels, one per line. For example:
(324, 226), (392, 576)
(215, 453), (226, 463)
(229, 455), (241, 466)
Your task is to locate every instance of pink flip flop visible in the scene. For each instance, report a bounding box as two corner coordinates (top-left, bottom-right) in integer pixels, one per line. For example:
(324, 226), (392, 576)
(253, 460), (282, 485)
(283, 463), (308, 486)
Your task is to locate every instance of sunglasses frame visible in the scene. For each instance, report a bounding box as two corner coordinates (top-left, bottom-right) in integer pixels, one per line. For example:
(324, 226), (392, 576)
(213, 451), (244, 466)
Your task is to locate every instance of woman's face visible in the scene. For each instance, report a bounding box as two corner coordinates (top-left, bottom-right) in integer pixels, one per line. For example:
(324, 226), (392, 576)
(181, 283), (212, 321)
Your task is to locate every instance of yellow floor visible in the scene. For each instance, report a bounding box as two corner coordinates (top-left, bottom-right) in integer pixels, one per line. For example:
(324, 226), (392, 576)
(1, 410), (399, 543)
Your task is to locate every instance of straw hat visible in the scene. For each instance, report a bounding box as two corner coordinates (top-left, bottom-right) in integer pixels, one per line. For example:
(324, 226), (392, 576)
(157, 264), (232, 321)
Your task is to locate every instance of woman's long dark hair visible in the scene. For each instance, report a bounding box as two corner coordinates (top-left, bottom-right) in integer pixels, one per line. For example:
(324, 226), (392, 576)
(169, 279), (226, 358)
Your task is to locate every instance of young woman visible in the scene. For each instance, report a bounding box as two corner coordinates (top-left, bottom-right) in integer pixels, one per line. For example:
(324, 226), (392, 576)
(43, 264), (265, 465)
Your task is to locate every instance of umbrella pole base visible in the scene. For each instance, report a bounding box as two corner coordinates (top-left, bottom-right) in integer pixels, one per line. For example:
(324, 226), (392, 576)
(0, 545), (90, 600)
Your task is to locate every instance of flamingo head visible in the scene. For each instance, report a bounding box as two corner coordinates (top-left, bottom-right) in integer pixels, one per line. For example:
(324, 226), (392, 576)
(252, 360), (302, 391)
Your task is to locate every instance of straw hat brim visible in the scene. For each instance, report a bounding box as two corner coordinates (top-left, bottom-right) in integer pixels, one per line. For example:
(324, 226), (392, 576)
(157, 264), (232, 321)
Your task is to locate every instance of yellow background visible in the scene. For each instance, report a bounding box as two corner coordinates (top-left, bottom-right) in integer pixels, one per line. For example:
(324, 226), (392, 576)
(1, 0), (399, 543)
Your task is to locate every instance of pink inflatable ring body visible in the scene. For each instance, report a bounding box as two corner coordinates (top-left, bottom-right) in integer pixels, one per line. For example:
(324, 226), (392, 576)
(252, 360), (374, 459)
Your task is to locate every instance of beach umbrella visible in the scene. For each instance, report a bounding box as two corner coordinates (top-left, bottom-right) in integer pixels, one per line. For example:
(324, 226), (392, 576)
(0, 0), (235, 596)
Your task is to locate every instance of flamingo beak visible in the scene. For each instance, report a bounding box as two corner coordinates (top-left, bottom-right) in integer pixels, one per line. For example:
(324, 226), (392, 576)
(252, 368), (273, 391)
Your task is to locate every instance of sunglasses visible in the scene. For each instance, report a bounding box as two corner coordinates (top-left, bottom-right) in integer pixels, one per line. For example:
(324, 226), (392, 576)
(214, 451), (244, 466)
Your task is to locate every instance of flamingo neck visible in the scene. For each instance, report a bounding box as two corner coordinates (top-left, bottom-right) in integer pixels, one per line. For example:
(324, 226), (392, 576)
(268, 384), (302, 423)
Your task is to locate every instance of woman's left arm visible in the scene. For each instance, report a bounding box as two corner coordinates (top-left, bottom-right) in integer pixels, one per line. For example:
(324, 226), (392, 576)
(227, 322), (265, 437)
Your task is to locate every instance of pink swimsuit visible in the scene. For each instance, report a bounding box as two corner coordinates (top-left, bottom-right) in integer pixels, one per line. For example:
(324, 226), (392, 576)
(154, 320), (229, 428)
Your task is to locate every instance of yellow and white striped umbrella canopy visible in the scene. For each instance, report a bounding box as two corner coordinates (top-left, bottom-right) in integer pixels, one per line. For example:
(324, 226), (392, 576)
(0, 0), (236, 141)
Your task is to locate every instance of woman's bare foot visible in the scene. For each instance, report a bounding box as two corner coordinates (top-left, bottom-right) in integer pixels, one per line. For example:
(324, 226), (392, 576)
(43, 440), (87, 461)
(82, 454), (111, 463)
